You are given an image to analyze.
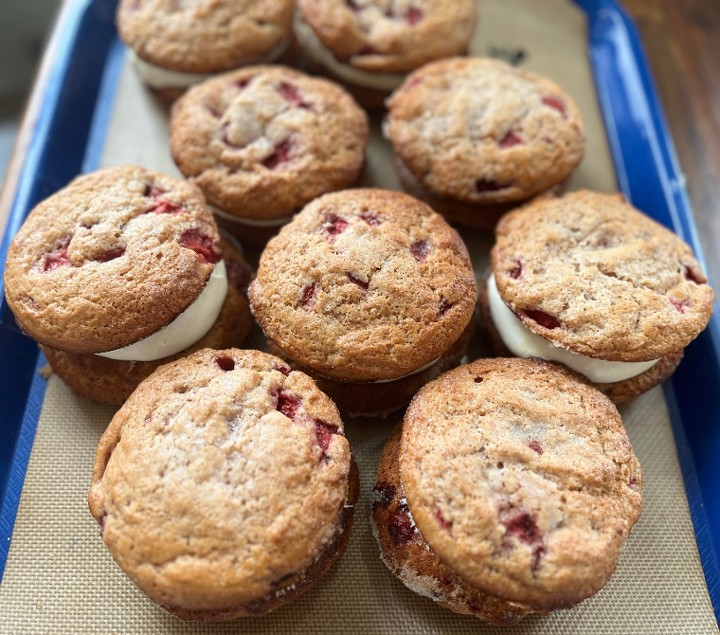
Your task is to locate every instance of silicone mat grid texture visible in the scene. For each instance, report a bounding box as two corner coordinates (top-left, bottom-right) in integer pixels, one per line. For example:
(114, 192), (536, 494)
(0, 0), (718, 632)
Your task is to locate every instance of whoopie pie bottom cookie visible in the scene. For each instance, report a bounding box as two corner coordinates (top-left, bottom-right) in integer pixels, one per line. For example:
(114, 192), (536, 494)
(266, 319), (475, 417)
(372, 358), (642, 622)
(41, 237), (255, 405)
(89, 348), (358, 621)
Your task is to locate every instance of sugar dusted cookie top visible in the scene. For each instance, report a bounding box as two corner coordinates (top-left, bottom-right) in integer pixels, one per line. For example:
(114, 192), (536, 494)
(400, 358), (642, 611)
(248, 188), (477, 382)
(385, 57), (585, 203)
(297, 0), (477, 73)
(88, 348), (352, 614)
(491, 190), (715, 361)
(170, 65), (369, 220)
(3, 165), (221, 354)
(117, 0), (294, 73)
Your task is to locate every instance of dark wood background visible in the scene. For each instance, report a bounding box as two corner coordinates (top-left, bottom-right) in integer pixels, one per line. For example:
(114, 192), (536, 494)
(622, 0), (720, 289)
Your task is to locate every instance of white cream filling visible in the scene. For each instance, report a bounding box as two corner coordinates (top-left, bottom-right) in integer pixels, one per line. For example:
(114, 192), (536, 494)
(210, 205), (292, 228)
(97, 261), (228, 362)
(370, 356), (441, 384)
(486, 274), (659, 383)
(130, 36), (290, 90)
(294, 12), (406, 91)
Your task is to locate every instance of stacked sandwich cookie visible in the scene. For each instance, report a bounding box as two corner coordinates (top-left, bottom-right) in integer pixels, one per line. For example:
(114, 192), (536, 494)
(372, 358), (643, 623)
(248, 188), (478, 416)
(116, 0), (295, 101)
(3, 165), (253, 404)
(294, 0), (477, 107)
(478, 190), (715, 402)
(89, 348), (358, 620)
(384, 56), (585, 230)
(170, 65), (369, 245)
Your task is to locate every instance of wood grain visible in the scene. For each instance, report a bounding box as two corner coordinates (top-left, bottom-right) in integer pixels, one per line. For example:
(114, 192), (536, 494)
(622, 0), (720, 288)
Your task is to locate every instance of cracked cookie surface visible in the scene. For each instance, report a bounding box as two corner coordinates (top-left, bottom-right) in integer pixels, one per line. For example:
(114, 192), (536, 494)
(170, 65), (369, 221)
(491, 190), (715, 361)
(400, 358), (642, 611)
(385, 57), (585, 203)
(88, 348), (353, 617)
(3, 165), (221, 353)
(248, 188), (477, 381)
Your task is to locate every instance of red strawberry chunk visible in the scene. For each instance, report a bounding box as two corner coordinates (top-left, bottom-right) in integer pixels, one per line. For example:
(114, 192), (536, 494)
(178, 229), (221, 264)
(523, 309), (560, 329)
(347, 273), (369, 290)
(278, 81), (311, 109)
(275, 389), (301, 421)
(322, 214), (349, 238)
(215, 355), (235, 371)
(301, 282), (318, 308)
(406, 6), (423, 24)
(314, 420), (338, 453)
(410, 240), (429, 262)
(388, 503), (418, 546)
(542, 95), (567, 118)
(41, 237), (72, 272)
(263, 140), (292, 170)
(499, 130), (522, 148)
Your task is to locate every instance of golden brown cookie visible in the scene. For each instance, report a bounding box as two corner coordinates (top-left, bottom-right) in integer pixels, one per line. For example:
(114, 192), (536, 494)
(372, 426), (535, 625)
(385, 57), (585, 228)
(478, 191), (715, 401)
(4, 165), (223, 354)
(117, 0), (294, 94)
(88, 348), (357, 620)
(382, 358), (642, 617)
(170, 65), (369, 244)
(294, 0), (477, 105)
(248, 188), (477, 385)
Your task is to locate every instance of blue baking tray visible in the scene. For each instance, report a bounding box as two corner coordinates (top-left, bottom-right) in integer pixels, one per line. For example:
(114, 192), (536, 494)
(1, 0), (718, 622)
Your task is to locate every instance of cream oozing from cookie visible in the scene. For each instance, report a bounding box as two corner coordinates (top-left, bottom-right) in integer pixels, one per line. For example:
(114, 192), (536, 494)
(97, 261), (228, 362)
(210, 205), (293, 228)
(487, 274), (659, 383)
(294, 12), (405, 91)
(129, 37), (291, 89)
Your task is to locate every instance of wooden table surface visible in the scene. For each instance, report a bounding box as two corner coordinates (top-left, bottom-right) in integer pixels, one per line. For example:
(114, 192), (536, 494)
(621, 0), (720, 292)
(1, 0), (719, 289)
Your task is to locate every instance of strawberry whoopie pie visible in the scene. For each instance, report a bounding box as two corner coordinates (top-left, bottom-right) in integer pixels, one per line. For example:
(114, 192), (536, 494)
(248, 188), (477, 416)
(385, 56), (585, 230)
(170, 65), (369, 246)
(89, 348), (357, 620)
(478, 191), (715, 402)
(294, 0), (477, 108)
(373, 358), (642, 622)
(3, 165), (253, 404)
(116, 0), (295, 101)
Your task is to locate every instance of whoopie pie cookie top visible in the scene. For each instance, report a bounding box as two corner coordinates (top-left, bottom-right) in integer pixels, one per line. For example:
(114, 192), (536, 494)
(4, 165), (222, 354)
(491, 190), (715, 362)
(385, 56), (585, 204)
(170, 65), (369, 221)
(400, 358), (643, 611)
(88, 348), (352, 614)
(297, 0), (477, 73)
(116, 0), (294, 73)
(248, 188), (477, 382)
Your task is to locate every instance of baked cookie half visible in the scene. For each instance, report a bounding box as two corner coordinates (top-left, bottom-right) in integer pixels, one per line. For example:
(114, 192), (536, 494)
(477, 190), (715, 402)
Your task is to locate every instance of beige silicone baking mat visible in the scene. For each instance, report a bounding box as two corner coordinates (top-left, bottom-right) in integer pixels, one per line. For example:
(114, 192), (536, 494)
(1, 1), (718, 633)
